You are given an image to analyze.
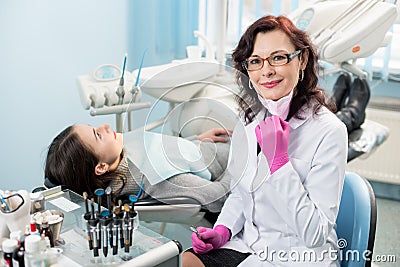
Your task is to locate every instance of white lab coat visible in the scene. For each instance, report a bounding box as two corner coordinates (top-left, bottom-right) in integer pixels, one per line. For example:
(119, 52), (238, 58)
(215, 105), (348, 267)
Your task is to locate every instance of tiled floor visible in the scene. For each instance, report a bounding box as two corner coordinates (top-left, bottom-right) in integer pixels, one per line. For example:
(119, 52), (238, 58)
(141, 197), (400, 266)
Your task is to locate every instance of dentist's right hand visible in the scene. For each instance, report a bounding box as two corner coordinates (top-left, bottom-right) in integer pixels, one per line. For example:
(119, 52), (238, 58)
(255, 115), (290, 174)
(191, 225), (231, 254)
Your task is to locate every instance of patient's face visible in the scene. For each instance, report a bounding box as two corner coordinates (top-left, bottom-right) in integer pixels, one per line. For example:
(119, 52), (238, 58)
(74, 124), (123, 165)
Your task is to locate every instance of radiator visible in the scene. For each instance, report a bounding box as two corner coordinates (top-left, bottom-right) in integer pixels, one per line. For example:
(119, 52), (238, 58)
(347, 100), (400, 185)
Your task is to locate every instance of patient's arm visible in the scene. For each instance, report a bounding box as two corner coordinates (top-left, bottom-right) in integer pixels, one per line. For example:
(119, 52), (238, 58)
(197, 128), (232, 143)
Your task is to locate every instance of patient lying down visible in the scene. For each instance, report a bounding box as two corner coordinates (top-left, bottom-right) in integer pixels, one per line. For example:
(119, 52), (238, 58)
(44, 124), (232, 212)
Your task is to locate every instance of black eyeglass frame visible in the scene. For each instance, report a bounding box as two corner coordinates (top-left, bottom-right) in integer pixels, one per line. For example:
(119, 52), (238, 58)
(242, 49), (303, 71)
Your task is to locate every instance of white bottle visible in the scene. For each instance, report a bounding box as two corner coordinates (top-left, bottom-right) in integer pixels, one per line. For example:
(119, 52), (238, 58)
(3, 238), (19, 267)
(24, 235), (45, 267)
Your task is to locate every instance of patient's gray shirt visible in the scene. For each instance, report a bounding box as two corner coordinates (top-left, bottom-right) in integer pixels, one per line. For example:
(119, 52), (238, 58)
(103, 139), (231, 212)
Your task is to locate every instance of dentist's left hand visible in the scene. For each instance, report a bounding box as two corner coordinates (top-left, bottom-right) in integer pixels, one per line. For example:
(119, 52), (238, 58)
(191, 225), (231, 254)
(255, 115), (290, 174)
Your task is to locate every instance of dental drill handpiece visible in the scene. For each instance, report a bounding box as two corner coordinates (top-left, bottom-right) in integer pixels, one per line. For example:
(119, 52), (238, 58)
(128, 195), (138, 246)
(100, 210), (111, 257)
(83, 192), (93, 250)
(94, 188), (104, 250)
(89, 198), (99, 257)
(116, 54), (127, 105)
(123, 205), (131, 253)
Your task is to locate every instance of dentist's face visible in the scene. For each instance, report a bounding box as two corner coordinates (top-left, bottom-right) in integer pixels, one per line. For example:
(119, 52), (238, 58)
(247, 29), (303, 101)
(74, 124), (123, 165)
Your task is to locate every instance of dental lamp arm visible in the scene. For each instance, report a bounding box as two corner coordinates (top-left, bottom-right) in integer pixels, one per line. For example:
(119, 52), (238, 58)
(340, 61), (367, 79)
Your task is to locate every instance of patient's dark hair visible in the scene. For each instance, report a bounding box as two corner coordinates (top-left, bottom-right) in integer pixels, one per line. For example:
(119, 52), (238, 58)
(44, 126), (106, 197)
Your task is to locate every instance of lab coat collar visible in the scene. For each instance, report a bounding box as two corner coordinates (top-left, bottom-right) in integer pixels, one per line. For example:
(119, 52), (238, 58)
(288, 104), (313, 129)
(256, 104), (313, 130)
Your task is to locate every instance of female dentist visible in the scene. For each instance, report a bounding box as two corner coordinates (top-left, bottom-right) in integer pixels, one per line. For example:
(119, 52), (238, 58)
(183, 15), (348, 266)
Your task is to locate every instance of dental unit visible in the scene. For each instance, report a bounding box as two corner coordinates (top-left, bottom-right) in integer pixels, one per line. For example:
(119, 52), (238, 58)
(289, 0), (398, 77)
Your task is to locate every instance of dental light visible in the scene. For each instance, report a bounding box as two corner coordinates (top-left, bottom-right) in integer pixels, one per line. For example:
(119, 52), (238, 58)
(289, 0), (398, 77)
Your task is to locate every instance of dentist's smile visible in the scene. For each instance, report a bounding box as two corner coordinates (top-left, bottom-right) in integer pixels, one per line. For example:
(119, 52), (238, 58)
(262, 80), (281, 89)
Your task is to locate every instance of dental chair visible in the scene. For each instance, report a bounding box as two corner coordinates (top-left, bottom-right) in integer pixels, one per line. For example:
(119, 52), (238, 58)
(336, 172), (377, 267)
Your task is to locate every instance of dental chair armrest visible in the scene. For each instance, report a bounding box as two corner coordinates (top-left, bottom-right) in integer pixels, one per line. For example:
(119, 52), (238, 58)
(117, 194), (201, 206)
(117, 195), (204, 224)
(32, 177), (66, 193)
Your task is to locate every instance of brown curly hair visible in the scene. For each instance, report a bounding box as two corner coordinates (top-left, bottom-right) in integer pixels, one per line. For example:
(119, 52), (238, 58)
(232, 15), (335, 124)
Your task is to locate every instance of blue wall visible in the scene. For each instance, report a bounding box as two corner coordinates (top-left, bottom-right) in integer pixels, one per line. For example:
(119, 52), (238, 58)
(0, 0), (199, 191)
(0, 0), (129, 190)
(0, 0), (127, 190)
(127, 0), (199, 69)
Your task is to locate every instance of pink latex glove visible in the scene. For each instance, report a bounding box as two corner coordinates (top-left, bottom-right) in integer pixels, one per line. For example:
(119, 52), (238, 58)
(255, 115), (290, 174)
(191, 225), (231, 254)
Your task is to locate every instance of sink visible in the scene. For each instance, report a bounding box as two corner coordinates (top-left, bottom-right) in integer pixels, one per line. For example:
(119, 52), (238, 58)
(132, 58), (220, 103)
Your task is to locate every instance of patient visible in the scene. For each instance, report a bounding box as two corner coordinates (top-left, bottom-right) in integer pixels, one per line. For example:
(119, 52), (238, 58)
(44, 125), (232, 212)
(331, 72), (371, 133)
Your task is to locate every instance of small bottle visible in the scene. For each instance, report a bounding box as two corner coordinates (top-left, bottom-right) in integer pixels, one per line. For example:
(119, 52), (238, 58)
(12, 237), (26, 267)
(29, 220), (39, 236)
(24, 235), (45, 267)
(9, 231), (22, 246)
(39, 221), (54, 248)
(24, 225), (30, 238)
(3, 239), (19, 267)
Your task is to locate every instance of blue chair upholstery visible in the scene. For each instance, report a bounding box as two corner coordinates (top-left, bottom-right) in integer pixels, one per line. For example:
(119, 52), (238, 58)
(336, 172), (377, 267)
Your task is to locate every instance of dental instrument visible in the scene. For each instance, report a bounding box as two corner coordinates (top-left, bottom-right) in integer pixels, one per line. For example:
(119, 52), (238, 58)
(89, 198), (99, 257)
(94, 188), (104, 249)
(94, 188), (104, 216)
(115, 54), (127, 132)
(105, 186), (112, 213)
(123, 204), (131, 253)
(127, 49), (147, 131)
(82, 192), (93, 250)
(190, 225), (201, 239)
(105, 186), (115, 254)
(100, 210), (111, 257)
(116, 53), (127, 105)
(116, 200), (125, 249)
(77, 53), (152, 133)
(111, 213), (119, 255)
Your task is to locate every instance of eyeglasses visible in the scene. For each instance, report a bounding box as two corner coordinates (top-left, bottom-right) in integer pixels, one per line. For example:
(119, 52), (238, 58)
(243, 50), (303, 71)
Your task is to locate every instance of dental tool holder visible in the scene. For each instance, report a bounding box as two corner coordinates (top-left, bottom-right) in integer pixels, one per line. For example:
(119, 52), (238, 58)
(77, 70), (152, 133)
(31, 187), (180, 266)
(83, 190), (139, 260)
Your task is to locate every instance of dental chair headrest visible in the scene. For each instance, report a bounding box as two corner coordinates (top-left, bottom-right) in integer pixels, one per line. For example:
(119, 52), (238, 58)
(44, 177), (64, 189)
